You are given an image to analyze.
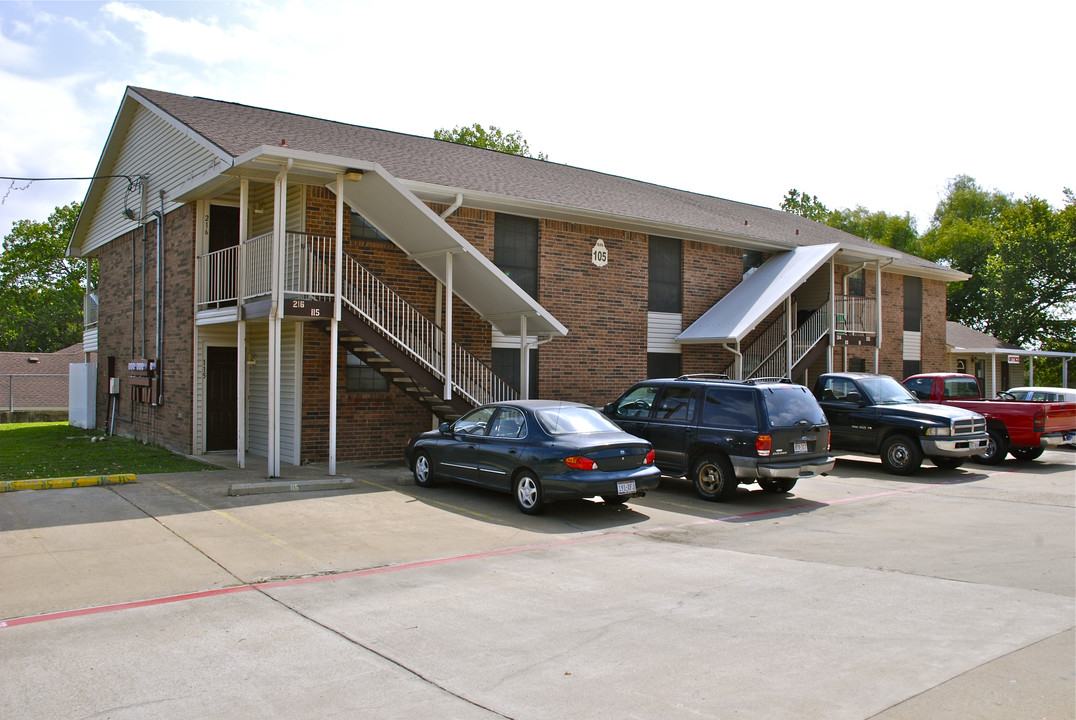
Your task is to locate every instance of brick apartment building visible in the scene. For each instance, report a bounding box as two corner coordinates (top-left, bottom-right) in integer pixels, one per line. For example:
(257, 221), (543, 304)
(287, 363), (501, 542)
(67, 87), (966, 476)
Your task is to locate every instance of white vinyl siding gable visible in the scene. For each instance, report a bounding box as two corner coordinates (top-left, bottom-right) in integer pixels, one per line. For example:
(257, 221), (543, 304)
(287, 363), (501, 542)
(78, 103), (227, 255)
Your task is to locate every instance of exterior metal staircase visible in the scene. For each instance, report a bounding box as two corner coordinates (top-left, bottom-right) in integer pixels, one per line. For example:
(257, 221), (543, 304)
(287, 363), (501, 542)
(321, 251), (518, 422)
(726, 305), (831, 382)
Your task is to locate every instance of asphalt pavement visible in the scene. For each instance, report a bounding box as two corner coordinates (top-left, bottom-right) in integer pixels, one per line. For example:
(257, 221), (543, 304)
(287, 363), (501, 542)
(1, 448), (1073, 719)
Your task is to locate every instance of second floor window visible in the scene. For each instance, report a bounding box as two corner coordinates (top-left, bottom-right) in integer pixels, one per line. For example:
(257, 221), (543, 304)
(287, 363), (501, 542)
(495, 214), (538, 299)
(846, 268), (866, 297)
(904, 276), (922, 332)
(649, 236), (682, 313)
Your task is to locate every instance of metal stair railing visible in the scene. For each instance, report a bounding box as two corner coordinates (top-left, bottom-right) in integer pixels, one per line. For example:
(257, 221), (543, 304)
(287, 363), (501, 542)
(741, 310), (788, 379)
(338, 252), (518, 407)
(729, 302), (832, 380)
(791, 304), (829, 369)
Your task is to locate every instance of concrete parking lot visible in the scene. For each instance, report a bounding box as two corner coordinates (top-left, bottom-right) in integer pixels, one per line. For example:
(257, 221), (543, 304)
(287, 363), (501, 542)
(1, 448), (1073, 719)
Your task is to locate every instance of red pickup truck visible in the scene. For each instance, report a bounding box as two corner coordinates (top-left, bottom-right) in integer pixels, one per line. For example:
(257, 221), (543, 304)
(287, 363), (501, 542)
(902, 373), (1076, 464)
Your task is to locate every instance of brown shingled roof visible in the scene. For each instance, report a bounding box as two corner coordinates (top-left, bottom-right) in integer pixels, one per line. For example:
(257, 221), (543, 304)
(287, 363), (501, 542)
(946, 321), (1020, 350)
(130, 87), (946, 273)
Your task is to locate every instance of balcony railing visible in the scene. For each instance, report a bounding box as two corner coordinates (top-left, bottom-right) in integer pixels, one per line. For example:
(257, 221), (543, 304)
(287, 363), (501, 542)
(834, 294), (876, 335)
(83, 292), (99, 328)
(194, 231), (517, 407)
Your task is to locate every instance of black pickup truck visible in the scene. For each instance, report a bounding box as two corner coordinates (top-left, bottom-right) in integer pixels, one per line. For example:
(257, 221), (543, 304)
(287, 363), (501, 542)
(812, 372), (989, 475)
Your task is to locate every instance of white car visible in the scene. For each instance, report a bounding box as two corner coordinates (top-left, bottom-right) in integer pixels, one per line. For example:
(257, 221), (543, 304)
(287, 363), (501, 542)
(1004, 387), (1076, 448)
(1002, 386), (1076, 403)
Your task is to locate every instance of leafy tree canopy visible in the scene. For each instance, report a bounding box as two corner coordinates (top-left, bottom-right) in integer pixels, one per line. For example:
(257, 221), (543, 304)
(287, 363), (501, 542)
(0, 202), (90, 352)
(781, 188), (918, 252)
(434, 123), (548, 160)
(780, 189), (829, 222)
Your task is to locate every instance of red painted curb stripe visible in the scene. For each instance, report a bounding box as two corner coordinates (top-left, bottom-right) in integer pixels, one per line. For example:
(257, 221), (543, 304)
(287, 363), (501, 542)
(1, 534), (616, 628)
(1, 585), (252, 629)
(257, 533), (619, 589)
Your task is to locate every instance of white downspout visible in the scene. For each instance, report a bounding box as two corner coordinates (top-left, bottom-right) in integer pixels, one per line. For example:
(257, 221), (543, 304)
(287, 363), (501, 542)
(723, 341), (743, 380)
(439, 193), (464, 220)
(519, 315), (529, 399)
(329, 171), (344, 476)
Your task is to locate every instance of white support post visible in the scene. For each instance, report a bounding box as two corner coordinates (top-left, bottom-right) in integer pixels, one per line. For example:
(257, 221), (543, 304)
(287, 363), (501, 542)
(828, 258), (834, 373)
(874, 260), (882, 372)
(991, 354), (998, 397)
(329, 172), (344, 476)
(443, 251), (453, 401)
(268, 166), (287, 478)
(237, 321), (247, 469)
(237, 178), (248, 470)
(785, 296), (793, 378)
(519, 315), (529, 400)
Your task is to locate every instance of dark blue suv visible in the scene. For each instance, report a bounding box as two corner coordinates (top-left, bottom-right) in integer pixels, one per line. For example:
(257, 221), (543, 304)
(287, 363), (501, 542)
(603, 375), (834, 501)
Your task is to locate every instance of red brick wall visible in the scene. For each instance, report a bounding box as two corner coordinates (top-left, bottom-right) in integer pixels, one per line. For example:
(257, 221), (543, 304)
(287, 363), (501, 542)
(682, 242), (742, 374)
(95, 204), (195, 453)
(922, 279), (947, 371)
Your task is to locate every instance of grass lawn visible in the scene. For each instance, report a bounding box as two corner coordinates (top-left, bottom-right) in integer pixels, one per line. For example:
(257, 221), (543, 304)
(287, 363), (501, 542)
(0, 422), (220, 481)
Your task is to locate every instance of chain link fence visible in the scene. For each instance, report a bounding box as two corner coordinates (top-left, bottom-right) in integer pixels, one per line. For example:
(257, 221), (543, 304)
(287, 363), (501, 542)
(2, 374), (68, 411)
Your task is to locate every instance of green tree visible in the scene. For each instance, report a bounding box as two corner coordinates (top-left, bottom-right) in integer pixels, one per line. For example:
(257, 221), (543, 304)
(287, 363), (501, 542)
(780, 189), (829, 221)
(0, 202), (90, 352)
(979, 195), (1076, 348)
(917, 176), (1014, 330)
(827, 206), (920, 254)
(781, 189), (918, 252)
(434, 123), (548, 160)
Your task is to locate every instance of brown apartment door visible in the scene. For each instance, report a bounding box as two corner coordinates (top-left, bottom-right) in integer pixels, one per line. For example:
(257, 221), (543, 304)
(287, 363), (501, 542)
(206, 346), (237, 451)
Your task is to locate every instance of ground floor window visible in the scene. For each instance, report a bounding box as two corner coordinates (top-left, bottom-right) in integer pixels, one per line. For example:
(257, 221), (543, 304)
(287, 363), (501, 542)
(347, 351), (389, 392)
(492, 347), (538, 398)
(903, 360), (921, 379)
(648, 352), (681, 379)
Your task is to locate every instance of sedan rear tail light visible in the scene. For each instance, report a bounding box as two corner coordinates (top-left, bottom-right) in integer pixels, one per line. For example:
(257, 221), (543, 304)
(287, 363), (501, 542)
(565, 455), (598, 471)
(644, 449), (656, 465)
(756, 435), (772, 457)
(827, 430), (832, 451)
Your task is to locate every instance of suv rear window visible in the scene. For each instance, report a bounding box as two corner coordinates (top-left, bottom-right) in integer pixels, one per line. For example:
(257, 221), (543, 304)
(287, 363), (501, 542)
(701, 387), (758, 429)
(761, 385), (828, 427)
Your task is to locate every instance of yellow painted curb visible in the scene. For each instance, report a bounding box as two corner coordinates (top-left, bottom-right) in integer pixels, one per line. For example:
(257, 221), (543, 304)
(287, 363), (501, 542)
(0, 474), (137, 493)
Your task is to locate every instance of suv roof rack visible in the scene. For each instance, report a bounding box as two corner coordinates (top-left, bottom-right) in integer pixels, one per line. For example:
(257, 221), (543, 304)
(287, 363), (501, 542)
(744, 376), (794, 385)
(676, 373), (731, 381)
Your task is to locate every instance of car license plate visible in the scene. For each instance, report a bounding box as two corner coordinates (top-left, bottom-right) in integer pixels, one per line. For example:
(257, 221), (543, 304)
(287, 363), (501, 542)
(794, 442), (808, 454)
(617, 480), (636, 495)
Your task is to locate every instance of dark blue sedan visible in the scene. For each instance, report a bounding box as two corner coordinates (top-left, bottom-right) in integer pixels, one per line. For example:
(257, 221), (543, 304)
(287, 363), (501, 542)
(404, 400), (661, 514)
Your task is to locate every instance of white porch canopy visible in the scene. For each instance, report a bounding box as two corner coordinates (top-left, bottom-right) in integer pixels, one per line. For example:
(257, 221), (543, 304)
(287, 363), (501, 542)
(678, 243), (840, 344)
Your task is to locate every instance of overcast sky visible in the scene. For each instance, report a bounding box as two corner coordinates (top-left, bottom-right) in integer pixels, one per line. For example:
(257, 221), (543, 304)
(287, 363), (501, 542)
(1, 0), (1072, 241)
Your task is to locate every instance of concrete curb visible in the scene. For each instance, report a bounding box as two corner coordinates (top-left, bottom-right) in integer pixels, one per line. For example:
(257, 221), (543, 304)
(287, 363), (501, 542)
(227, 478), (355, 496)
(0, 474), (137, 493)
